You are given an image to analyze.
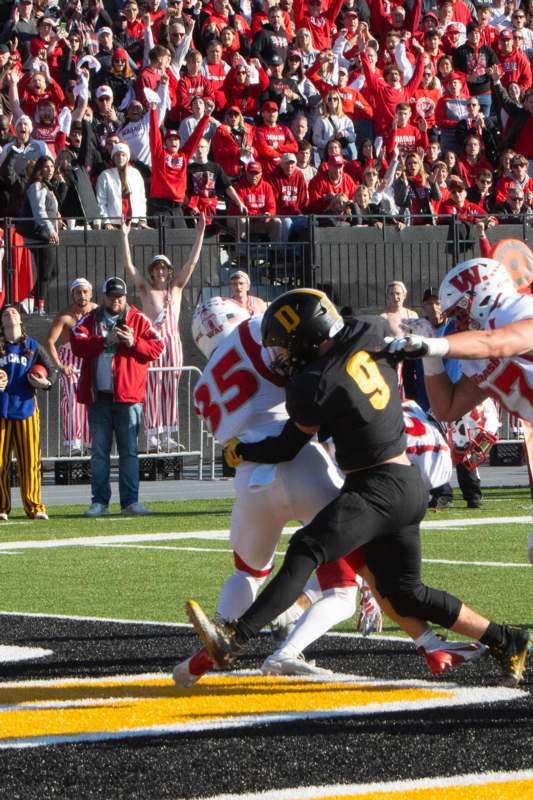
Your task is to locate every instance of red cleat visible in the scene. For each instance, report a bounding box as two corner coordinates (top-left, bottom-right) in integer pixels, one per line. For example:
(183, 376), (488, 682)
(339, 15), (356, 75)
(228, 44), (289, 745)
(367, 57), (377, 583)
(417, 642), (488, 675)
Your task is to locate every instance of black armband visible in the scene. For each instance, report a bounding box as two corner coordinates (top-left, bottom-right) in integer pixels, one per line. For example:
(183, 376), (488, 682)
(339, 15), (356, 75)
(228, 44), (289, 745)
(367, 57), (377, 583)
(237, 419), (314, 464)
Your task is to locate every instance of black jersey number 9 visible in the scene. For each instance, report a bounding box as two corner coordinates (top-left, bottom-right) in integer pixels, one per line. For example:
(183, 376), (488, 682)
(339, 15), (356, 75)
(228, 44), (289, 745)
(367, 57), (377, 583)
(346, 351), (391, 410)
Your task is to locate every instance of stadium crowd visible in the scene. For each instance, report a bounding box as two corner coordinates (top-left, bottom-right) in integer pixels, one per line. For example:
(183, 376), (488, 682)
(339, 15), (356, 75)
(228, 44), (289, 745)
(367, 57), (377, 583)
(1, 0), (533, 290)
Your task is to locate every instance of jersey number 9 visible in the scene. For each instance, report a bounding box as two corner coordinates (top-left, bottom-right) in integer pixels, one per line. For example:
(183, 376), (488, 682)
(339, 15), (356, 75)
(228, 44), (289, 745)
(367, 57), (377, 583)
(346, 351), (390, 411)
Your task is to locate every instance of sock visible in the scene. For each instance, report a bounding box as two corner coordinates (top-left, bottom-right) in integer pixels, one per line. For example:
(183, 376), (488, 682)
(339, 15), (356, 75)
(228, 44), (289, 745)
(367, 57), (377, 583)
(216, 570), (266, 621)
(276, 586), (357, 660)
(302, 574), (322, 605)
(188, 648), (214, 676)
(415, 627), (447, 652)
(480, 621), (505, 649)
(236, 546), (318, 644)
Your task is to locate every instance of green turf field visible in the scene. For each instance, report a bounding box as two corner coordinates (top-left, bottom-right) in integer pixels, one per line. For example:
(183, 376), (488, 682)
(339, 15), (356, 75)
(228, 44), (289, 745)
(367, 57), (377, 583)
(0, 486), (531, 635)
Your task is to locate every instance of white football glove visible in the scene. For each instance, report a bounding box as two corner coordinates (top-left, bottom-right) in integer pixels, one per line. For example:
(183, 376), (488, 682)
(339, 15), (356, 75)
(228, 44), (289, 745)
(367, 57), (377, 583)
(385, 334), (449, 376)
(385, 335), (449, 358)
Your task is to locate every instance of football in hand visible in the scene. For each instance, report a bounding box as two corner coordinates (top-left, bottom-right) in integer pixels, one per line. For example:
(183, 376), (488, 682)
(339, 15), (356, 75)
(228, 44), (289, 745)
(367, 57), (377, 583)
(29, 364), (49, 380)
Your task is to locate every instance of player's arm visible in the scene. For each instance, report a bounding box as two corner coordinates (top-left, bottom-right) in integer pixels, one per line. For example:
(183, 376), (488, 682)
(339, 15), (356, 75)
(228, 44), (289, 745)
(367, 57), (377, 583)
(390, 319), (533, 362)
(224, 419), (316, 467)
(425, 372), (489, 422)
(444, 320), (533, 360)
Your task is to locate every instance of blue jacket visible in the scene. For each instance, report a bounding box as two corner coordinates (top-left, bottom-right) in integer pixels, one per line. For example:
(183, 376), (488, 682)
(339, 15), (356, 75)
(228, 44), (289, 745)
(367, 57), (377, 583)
(0, 337), (57, 420)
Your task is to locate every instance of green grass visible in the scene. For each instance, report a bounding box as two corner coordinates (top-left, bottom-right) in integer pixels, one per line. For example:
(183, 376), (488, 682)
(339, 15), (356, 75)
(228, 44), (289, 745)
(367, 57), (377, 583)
(0, 487), (530, 635)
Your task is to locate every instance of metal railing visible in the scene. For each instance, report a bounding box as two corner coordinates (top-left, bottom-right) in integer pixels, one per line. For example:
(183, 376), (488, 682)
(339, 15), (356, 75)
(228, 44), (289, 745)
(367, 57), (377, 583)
(3, 213), (533, 317)
(36, 365), (211, 479)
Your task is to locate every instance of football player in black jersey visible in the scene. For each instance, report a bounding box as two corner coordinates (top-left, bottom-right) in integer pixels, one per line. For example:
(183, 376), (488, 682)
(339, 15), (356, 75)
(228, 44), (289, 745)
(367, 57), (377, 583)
(187, 289), (529, 686)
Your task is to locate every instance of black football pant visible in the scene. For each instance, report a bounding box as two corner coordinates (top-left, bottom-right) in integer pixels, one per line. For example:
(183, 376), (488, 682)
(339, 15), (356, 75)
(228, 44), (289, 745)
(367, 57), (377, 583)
(236, 463), (462, 644)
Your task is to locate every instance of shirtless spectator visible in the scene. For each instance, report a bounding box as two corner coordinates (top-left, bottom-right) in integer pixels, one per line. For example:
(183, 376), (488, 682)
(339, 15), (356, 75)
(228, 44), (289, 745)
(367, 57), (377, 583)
(380, 279), (418, 336)
(46, 279), (97, 454)
(228, 270), (267, 315)
(121, 215), (206, 451)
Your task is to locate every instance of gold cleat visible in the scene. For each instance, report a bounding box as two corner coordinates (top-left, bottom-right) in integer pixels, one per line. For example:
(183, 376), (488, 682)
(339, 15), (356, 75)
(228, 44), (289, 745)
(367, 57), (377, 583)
(186, 600), (244, 669)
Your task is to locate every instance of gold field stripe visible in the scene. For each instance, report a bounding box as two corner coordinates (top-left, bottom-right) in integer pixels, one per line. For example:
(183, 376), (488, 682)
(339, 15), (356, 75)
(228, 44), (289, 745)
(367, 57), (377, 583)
(298, 780), (533, 799)
(0, 675), (450, 740)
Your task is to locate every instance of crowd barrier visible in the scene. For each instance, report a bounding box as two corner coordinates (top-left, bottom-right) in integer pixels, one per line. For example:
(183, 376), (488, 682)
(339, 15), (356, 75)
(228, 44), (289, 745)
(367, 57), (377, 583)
(32, 365), (215, 482)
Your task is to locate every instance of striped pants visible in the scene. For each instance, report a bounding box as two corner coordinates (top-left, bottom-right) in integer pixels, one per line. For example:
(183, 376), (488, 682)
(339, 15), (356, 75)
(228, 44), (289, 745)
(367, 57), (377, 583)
(0, 410), (45, 518)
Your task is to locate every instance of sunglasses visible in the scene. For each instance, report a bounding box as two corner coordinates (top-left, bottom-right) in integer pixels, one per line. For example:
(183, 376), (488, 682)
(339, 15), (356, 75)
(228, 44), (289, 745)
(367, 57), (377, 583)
(509, 195), (524, 200)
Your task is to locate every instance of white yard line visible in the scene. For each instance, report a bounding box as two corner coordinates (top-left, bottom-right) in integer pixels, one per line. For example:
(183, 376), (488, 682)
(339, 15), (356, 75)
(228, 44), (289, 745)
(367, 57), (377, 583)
(0, 515), (530, 552)
(90, 543), (531, 568)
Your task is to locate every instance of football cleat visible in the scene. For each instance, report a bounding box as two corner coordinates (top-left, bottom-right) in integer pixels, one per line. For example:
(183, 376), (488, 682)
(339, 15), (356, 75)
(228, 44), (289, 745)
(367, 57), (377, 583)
(418, 641), (489, 675)
(186, 600), (245, 669)
(489, 626), (530, 687)
(172, 648), (214, 688)
(357, 587), (383, 636)
(261, 653), (333, 677)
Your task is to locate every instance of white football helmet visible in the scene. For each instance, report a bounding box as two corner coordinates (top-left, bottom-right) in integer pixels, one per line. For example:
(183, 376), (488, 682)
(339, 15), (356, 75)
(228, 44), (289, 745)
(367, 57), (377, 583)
(448, 398), (500, 470)
(439, 258), (517, 331)
(192, 297), (250, 359)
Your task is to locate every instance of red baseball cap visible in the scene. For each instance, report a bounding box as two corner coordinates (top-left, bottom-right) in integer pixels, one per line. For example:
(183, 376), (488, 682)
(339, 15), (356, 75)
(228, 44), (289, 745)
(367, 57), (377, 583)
(246, 161), (263, 173)
(165, 128), (180, 139)
(447, 71), (463, 82)
(499, 29), (513, 39)
(328, 154), (344, 166)
(262, 100), (279, 112)
(447, 23), (461, 34)
(225, 105), (241, 114)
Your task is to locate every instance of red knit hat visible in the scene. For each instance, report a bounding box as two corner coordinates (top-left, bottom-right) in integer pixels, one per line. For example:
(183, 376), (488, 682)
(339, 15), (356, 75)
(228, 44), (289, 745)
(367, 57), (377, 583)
(30, 38), (47, 57)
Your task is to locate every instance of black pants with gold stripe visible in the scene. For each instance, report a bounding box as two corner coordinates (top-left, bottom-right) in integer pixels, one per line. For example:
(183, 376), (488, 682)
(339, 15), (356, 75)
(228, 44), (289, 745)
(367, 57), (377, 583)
(0, 410), (45, 518)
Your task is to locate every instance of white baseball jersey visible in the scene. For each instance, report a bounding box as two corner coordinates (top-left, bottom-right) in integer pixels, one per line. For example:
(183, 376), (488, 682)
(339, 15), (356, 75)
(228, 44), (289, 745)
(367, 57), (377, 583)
(402, 400), (452, 490)
(194, 316), (288, 444)
(460, 294), (533, 421)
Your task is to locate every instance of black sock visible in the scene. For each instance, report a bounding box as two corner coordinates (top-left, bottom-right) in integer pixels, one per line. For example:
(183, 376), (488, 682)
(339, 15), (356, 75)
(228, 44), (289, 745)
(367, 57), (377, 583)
(480, 621), (505, 648)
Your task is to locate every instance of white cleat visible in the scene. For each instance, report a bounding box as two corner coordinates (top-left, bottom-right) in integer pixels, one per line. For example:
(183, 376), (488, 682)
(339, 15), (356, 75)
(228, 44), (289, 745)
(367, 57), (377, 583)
(33, 511), (49, 520)
(261, 653), (333, 677)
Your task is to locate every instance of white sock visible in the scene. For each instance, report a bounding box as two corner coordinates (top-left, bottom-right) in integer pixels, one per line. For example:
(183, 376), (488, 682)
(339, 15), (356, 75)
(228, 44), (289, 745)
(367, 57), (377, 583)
(273, 601), (306, 629)
(415, 627), (447, 652)
(216, 570), (266, 621)
(302, 573), (323, 605)
(275, 586), (357, 660)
